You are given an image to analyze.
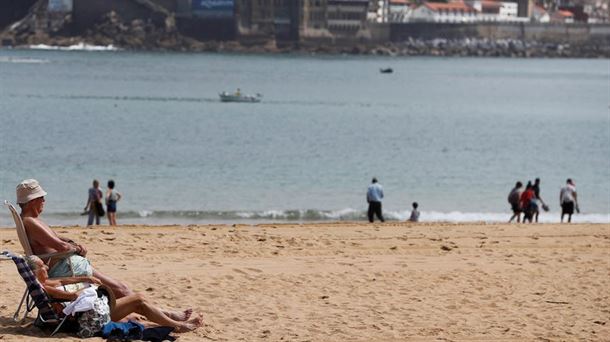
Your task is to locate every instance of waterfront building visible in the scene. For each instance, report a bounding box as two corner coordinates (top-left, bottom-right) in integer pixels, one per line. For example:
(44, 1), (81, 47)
(273, 0), (300, 42)
(388, 0), (415, 23)
(301, 0), (370, 42)
(368, 0), (389, 22)
(516, 0), (534, 17)
(175, 0), (236, 40)
(327, 0), (370, 33)
(551, 9), (574, 22)
(467, 0), (520, 21)
(235, 0), (274, 41)
(300, 0), (331, 39)
(531, 5), (550, 22)
(410, 1), (478, 23)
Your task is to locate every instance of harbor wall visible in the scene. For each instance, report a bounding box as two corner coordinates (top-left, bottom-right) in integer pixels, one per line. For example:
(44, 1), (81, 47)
(388, 22), (610, 44)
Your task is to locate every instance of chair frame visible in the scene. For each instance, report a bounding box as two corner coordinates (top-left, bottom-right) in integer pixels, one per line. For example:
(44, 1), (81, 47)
(4, 200), (75, 322)
(1, 251), (72, 336)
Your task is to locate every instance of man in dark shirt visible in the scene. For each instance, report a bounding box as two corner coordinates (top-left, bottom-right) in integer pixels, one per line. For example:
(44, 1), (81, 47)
(532, 178), (548, 223)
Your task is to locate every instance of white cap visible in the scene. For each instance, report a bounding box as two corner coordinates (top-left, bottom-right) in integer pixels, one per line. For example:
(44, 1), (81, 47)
(16, 179), (47, 204)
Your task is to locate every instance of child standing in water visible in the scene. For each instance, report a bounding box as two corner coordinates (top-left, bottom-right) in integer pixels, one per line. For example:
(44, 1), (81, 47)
(106, 180), (122, 226)
(409, 202), (420, 222)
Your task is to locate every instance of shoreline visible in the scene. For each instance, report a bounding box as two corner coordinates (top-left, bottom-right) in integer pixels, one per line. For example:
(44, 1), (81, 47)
(1, 222), (609, 341)
(3, 39), (609, 58)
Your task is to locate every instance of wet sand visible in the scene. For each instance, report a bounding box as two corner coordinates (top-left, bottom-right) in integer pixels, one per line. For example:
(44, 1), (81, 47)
(0, 222), (608, 341)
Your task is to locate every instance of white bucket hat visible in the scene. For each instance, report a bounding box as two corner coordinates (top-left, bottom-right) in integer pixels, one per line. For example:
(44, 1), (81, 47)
(16, 179), (47, 204)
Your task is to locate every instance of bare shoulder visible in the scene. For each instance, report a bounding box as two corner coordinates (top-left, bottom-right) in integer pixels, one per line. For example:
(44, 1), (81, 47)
(22, 216), (51, 233)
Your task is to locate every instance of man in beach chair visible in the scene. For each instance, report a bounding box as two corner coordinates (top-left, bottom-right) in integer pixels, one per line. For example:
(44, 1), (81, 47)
(13, 179), (132, 298)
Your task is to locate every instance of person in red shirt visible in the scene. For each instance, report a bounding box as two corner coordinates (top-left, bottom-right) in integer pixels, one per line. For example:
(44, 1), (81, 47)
(520, 182), (536, 223)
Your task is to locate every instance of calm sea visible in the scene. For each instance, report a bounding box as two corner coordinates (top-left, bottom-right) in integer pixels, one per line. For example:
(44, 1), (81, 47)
(1, 48), (608, 226)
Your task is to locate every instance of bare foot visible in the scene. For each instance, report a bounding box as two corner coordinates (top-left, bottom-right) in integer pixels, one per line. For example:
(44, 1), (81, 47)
(167, 308), (192, 321)
(175, 314), (203, 333)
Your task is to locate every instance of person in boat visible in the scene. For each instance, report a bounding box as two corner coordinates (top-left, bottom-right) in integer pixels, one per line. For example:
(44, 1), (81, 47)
(27, 255), (204, 333)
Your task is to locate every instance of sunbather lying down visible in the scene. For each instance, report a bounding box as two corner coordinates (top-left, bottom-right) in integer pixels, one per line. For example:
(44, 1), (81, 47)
(27, 256), (204, 333)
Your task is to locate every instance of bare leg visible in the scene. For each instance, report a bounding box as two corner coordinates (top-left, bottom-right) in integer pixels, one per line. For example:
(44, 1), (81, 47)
(93, 269), (133, 298)
(164, 308), (192, 321)
(111, 294), (202, 333)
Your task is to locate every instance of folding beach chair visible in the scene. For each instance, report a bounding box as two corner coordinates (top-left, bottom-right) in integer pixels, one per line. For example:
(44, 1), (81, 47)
(0, 251), (73, 336)
(4, 200), (75, 321)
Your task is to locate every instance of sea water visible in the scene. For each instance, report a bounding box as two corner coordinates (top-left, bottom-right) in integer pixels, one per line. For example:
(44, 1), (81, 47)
(0, 48), (608, 226)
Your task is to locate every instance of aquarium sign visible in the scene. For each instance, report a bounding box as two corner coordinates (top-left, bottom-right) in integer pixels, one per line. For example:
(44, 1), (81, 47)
(192, 0), (234, 18)
(48, 0), (72, 12)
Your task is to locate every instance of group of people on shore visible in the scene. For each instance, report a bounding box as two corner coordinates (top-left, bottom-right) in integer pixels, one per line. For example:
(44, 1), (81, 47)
(14, 179), (204, 333)
(366, 177), (419, 223)
(508, 178), (579, 223)
(85, 179), (122, 226)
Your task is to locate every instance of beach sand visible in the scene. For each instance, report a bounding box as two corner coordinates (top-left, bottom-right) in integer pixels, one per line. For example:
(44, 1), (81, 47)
(0, 222), (608, 341)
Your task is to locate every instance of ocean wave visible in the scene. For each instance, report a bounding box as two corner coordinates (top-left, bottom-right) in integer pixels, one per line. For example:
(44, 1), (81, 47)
(1, 209), (608, 226)
(28, 43), (118, 51)
(0, 56), (50, 64)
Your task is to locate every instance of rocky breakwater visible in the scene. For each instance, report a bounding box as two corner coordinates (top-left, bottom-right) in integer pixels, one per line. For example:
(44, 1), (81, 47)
(367, 38), (610, 58)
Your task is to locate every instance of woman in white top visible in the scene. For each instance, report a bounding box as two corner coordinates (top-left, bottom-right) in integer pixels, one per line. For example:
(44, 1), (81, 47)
(28, 255), (203, 333)
(106, 180), (122, 226)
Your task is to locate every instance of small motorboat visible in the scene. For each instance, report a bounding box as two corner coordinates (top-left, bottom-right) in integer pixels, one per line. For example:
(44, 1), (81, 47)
(219, 90), (262, 103)
(379, 68), (393, 74)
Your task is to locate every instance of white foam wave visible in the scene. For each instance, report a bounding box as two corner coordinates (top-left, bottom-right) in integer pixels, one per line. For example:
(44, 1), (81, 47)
(384, 210), (610, 224)
(138, 210), (153, 217)
(28, 43), (118, 51)
(0, 56), (50, 64)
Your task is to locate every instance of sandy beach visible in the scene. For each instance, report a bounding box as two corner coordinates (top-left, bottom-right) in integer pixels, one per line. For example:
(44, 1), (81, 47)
(0, 222), (608, 341)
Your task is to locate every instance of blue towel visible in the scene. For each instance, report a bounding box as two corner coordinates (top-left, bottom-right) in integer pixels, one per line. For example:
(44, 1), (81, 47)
(101, 320), (144, 339)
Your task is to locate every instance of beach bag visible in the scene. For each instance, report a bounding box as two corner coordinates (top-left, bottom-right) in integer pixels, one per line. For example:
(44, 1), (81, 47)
(95, 201), (105, 217)
(77, 294), (111, 338)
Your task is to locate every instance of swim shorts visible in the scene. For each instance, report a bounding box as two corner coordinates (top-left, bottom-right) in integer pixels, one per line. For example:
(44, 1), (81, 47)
(561, 202), (574, 215)
(48, 255), (93, 277)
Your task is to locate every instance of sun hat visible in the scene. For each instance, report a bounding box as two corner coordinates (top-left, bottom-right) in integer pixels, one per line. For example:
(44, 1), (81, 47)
(16, 179), (47, 204)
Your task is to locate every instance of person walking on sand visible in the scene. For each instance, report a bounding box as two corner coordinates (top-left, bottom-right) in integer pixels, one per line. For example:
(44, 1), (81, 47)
(106, 179), (122, 226)
(508, 181), (523, 223)
(366, 177), (385, 223)
(560, 178), (579, 223)
(408, 202), (420, 222)
(85, 179), (103, 226)
(520, 182), (537, 223)
(532, 178), (549, 223)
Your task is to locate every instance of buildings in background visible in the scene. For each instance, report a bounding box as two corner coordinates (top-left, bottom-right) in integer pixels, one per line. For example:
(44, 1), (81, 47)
(4, 0), (605, 44)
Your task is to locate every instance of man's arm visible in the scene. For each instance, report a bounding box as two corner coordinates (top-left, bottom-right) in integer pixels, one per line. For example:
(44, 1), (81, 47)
(59, 237), (87, 256)
(23, 218), (82, 255)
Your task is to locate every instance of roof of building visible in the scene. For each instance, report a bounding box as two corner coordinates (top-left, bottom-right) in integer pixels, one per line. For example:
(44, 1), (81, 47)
(555, 9), (574, 17)
(423, 1), (477, 12)
(480, 0), (502, 8)
(533, 5), (548, 14)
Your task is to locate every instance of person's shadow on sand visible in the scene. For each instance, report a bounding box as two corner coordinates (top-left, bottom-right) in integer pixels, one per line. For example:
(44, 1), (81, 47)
(0, 316), (71, 338)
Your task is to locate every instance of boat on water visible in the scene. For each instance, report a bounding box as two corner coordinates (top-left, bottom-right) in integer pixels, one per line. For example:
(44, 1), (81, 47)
(219, 90), (262, 103)
(380, 68), (393, 74)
